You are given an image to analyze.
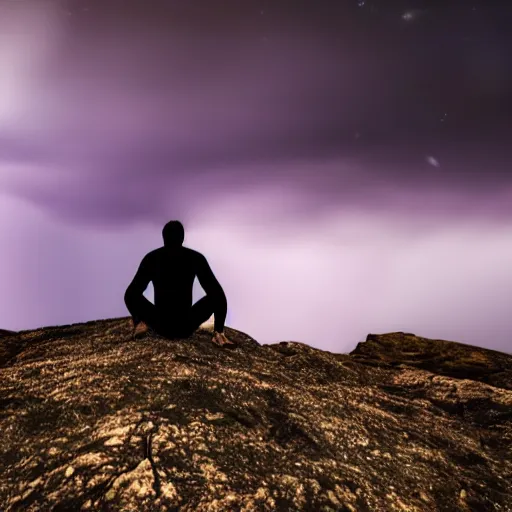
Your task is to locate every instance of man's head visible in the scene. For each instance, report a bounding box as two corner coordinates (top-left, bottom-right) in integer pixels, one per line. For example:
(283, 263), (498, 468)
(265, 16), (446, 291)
(162, 220), (185, 247)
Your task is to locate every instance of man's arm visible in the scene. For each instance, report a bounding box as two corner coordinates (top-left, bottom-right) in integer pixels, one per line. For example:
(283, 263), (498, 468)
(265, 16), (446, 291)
(124, 255), (152, 327)
(196, 254), (227, 333)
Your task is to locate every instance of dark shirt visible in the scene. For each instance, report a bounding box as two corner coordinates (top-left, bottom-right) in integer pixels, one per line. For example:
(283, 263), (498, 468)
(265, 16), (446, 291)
(125, 245), (227, 331)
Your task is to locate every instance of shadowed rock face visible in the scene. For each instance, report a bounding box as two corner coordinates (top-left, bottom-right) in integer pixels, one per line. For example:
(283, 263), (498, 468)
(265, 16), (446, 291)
(0, 319), (511, 511)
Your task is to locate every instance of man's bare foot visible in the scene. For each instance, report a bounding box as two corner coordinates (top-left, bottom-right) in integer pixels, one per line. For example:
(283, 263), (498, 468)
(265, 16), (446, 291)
(133, 320), (149, 339)
(212, 331), (236, 347)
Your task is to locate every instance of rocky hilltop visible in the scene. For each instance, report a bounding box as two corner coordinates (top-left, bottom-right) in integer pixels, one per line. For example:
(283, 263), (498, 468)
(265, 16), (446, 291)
(0, 318), (511, 511)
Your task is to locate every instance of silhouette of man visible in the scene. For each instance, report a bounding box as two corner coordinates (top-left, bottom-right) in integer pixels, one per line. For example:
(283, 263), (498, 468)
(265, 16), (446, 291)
(124, 220), (235, 347)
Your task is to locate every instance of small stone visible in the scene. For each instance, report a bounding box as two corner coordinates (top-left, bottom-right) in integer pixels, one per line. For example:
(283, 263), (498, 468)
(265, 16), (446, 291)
(419, 491), (430, 502)
(327, 490), (340, 505)
(460, 489), (467, 499)
(65, 466), (74, 478)
(254, 487), (267, 499)
(28, 477), (43, 488)
(104, 436), (124, 446)
(106, 488), (116, 501)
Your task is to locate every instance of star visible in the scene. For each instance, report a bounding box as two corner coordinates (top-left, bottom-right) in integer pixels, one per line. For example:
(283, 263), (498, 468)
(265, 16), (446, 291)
(426, 156), (440, 168)
(401, 9), (425, 22)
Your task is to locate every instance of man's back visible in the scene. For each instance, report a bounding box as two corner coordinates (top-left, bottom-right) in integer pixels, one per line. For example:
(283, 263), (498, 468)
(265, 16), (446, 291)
(139, 245), (223, 317)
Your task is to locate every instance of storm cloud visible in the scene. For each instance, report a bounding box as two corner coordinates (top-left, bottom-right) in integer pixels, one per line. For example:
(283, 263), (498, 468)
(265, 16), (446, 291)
(1, 0), (511, 352)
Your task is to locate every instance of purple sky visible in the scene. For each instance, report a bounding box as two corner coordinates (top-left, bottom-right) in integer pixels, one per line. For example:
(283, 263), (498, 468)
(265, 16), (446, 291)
(1, 0), (512, 354)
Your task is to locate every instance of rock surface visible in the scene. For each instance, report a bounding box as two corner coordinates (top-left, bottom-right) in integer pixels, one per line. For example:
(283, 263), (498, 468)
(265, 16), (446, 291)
(0, 318), (511, 511)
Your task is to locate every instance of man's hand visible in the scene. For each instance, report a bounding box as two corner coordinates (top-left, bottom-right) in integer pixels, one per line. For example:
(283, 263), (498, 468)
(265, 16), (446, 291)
(212, 331), (236, 347)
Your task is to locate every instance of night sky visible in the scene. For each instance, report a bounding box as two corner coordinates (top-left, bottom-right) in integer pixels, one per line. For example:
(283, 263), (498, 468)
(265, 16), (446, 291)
(1, 0), (511, 353)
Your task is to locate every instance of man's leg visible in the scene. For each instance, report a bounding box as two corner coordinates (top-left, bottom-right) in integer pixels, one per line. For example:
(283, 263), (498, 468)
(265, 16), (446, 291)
(185, 295), (215, 335)
(188, 295), (235, 346)
(150, 296), (214, 339)
(125, 293), (219, 339)
(124, 293), (162, 335)
(156, 296), (235, 346)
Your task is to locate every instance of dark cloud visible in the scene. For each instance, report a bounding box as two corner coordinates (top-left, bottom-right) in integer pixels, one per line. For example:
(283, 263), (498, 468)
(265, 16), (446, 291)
(1, 1), (512, 352)
(0, 0), (511, 228)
